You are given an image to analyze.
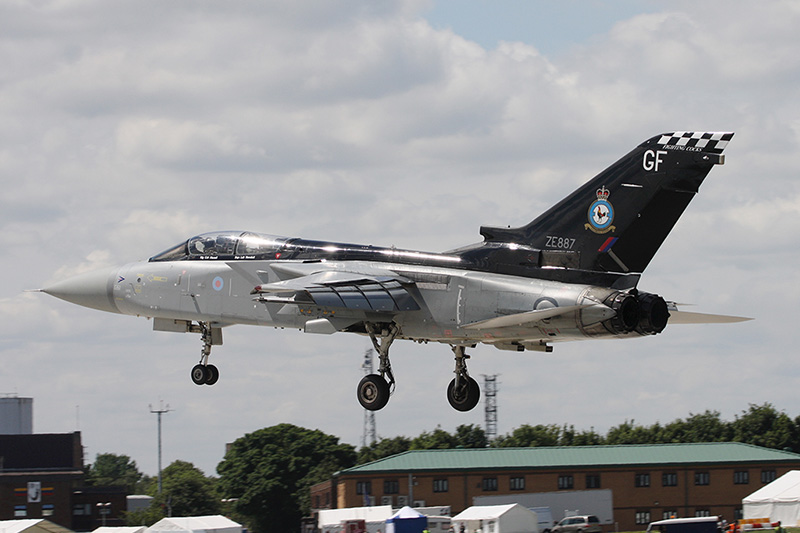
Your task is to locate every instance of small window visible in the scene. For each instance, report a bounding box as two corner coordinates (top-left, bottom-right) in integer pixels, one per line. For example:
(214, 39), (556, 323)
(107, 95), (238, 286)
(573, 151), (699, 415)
(762, 470), (777, 484)
(695, 472), (710, 486)
(734, 509), (744, 521)
(663, 472), (678, 487)
(663, 511), (678, 520)
(482, 477), (498, 491)
(734, 471), (750, 484)
(586, 474), (601, 489)
(356, 481), (371, 495)
(636, 511), (651, 525)
(510, 476), (525, 491)
(73, 504), (91, 516)
(635, 473), (651, 487)
(433, 479), (449, 493)
(14, 506), (27, 518)
(696, 509), (711, 517)
(384, 479), (399, 494)
(558, 475), (574, 490)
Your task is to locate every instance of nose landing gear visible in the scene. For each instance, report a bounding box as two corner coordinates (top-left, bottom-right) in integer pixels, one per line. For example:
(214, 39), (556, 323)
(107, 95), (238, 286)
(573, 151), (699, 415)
(189, 322), (222, 386)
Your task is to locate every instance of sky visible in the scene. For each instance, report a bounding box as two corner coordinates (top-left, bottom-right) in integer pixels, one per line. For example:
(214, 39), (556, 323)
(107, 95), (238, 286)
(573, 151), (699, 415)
(1, 0), (799, 478)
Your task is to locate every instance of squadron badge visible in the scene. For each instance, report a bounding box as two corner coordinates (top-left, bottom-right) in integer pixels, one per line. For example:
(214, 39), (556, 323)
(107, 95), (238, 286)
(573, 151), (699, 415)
(585, 186), (615, 234)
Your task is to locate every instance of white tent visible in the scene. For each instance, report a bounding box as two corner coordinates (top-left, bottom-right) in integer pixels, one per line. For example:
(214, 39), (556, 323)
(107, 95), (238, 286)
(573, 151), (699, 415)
(386, 507), (428, 533)
(94, 528), (146, 533)
(0, 520), (73, 533)
(146, 516), (242, 533)
(318, 505), (395, 533)
(743, 470), (800, 525)
(452, 504), (538, 533)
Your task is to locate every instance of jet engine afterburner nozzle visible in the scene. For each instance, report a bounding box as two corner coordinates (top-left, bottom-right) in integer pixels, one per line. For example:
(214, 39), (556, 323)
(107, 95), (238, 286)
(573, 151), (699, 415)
(604, 291), (640, 333)
(635, 292), (670, 335)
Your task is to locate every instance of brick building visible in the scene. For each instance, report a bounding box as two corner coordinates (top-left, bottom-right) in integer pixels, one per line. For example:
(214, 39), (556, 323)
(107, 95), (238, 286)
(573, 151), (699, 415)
(311, 442), (800, 531)
(0, 432), (127, 530)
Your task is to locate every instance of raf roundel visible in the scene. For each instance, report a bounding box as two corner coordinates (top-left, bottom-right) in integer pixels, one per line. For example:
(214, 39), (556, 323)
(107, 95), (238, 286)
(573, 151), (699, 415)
(212, 276), (224, 291)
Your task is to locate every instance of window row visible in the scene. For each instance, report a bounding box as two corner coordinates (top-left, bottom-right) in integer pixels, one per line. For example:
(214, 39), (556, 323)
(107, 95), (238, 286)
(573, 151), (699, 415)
(634, 469), (777, 488)
(354, 469), (779, 496)
(13, 504), (56, 518)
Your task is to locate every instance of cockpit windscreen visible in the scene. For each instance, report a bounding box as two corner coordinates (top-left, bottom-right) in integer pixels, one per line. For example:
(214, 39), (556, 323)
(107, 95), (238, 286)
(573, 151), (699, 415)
(149, 231), (290, 261)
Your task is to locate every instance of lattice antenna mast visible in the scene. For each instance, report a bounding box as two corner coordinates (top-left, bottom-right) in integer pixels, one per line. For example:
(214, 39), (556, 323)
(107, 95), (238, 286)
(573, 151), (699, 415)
(361, 348), (377, 448)
(482, 374), (499, 442)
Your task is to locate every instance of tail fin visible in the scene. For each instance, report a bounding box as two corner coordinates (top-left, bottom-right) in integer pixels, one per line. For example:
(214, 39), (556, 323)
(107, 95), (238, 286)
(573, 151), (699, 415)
(479, 132), (733, 274)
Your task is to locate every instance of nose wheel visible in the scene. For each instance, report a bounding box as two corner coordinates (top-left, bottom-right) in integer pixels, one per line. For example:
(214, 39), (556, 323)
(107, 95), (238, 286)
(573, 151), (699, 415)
(191, 363), (219, 385)
(189, 322), (222, 386)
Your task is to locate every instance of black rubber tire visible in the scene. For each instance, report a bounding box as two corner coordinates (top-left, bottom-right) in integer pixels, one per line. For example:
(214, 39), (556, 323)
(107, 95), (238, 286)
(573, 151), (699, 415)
(191, 364), (208, 385)
(447, 376), (481, 411)
(205, 364), (220, 385)
(357, 374), (390, 411)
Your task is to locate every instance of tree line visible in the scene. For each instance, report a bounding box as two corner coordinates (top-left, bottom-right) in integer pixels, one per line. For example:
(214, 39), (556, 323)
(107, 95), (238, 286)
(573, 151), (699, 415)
(86, 403), (800, 533)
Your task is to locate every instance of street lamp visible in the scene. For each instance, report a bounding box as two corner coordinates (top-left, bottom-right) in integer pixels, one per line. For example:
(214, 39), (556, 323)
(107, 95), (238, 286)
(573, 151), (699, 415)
(97, 502), (111, 526)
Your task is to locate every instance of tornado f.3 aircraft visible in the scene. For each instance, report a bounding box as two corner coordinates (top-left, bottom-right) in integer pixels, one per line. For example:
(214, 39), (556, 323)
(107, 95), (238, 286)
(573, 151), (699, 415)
(41, 132), (749, 412)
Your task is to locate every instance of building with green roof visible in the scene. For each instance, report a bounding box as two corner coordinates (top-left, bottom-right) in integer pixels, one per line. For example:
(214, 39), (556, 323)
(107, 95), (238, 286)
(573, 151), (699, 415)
(310, 442), (800, 531)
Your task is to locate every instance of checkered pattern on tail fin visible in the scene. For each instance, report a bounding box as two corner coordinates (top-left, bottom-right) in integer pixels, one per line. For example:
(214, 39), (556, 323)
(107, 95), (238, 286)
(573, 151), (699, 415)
(656, 132), (734, 154)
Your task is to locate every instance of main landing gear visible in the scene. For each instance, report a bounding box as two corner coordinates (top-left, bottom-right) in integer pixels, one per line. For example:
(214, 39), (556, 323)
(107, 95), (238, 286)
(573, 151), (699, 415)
(447, 345), (480, 412)
(190, 322), (222, 386)
(355, 322), (481, 412)
(357, 323), (399, 411)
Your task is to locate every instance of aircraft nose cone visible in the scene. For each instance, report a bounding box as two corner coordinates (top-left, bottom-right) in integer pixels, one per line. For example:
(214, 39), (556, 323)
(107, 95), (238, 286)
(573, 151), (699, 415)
(42, 266), (120, 314)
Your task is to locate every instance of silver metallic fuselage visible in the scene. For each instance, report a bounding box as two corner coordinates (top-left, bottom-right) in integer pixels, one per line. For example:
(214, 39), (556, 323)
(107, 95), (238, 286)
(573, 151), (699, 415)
(78, 258), (620, 348)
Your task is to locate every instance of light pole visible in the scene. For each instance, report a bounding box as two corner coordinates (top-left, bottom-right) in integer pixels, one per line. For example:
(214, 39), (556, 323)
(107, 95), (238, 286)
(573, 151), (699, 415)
(97, 502), (111, 526)
(149, 401), (171, 494)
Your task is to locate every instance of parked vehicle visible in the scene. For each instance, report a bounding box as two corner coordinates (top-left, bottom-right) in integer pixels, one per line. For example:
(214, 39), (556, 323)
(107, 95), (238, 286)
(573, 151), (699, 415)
(551, 515), (602, 533)
(647, 516), (721, 533)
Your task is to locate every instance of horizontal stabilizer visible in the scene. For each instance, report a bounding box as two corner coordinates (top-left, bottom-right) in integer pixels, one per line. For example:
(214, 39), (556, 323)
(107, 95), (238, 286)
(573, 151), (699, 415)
(668, 310), (753, 324)
(463, 305), (591, 330)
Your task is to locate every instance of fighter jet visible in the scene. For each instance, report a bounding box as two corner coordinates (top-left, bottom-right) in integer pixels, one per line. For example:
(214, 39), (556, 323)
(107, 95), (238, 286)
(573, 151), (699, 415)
(40, 132), (749, 412)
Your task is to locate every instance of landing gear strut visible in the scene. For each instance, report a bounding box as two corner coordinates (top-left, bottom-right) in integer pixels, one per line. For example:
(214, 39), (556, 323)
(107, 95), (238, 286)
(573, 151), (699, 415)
(447, 345), (480, 411)
(190, 322), (221, 386)
(357, 322), (399, 411)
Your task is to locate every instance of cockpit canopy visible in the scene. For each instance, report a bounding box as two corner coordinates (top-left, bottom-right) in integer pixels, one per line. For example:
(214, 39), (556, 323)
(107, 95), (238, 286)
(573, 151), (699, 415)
(149, 231), (290, 261)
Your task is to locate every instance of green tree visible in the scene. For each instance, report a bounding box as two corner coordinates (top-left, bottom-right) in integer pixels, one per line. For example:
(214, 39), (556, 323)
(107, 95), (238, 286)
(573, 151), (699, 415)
(560, 425), (605, 446)
(454, 424), (488, 448)
(410, 427), (458, 449)
(732, 403), (799, 451)
(495, 424), (562, 447)
(659, 410), (731, 443)
(358, 436), (412, 464)
(85, 453), (143, 493)
(605, 420), (660, 444)
(151, 460), (220, 518)
(217, 424), (356, 533)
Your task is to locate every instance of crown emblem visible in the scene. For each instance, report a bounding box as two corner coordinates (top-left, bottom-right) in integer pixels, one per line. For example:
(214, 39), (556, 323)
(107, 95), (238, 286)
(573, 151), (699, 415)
(596, 186), (610, 201)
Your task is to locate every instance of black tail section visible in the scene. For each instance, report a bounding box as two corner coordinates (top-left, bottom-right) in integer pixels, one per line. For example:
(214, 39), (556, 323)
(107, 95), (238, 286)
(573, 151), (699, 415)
(479, 132), (733, 275)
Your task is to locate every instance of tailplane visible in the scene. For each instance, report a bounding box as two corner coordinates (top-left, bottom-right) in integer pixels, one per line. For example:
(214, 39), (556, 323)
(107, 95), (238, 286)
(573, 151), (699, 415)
(479, 132), (733, 275)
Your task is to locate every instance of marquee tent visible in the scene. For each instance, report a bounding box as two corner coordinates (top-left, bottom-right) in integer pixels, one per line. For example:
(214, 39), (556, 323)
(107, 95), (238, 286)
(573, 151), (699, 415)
(0, 520), (73, 533)
(386, 507), (428, 533)
(146, 516), (242, 533)
(94, 528), (146, 533)
(452, 504), (538, 533)
(743, 470), (800, 525)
